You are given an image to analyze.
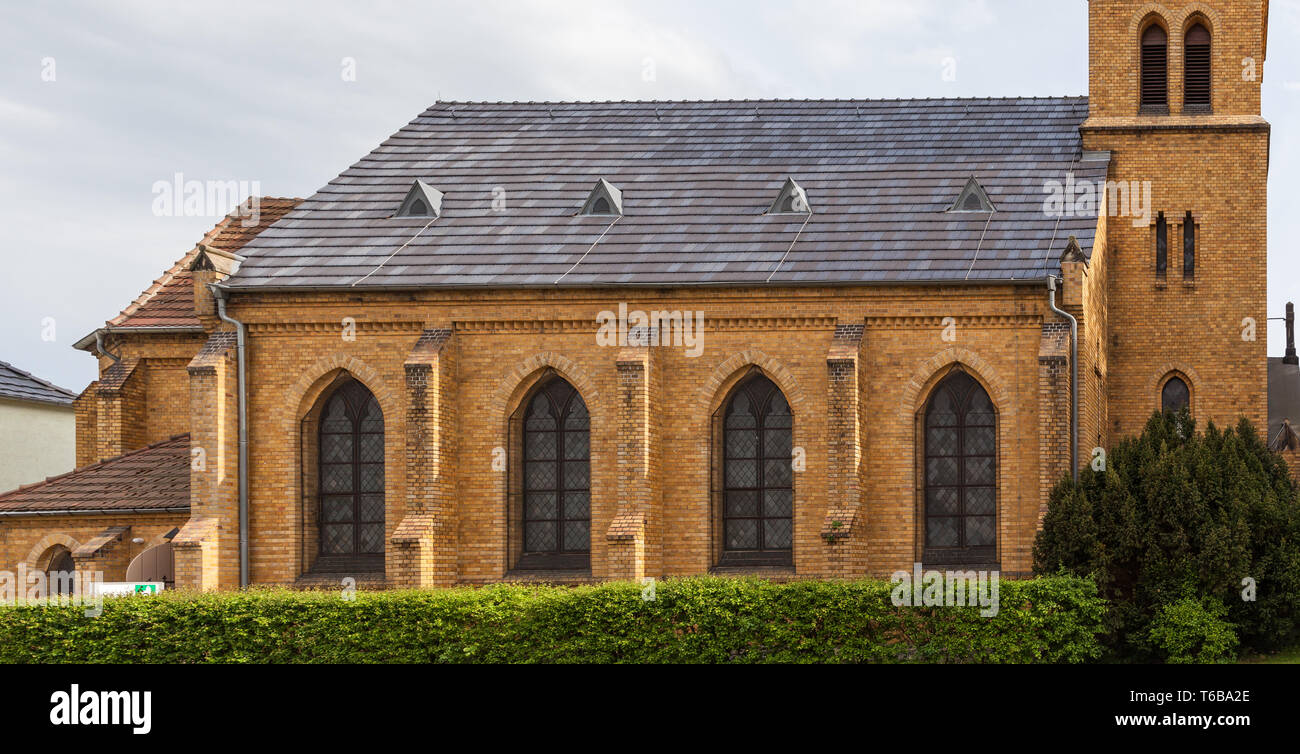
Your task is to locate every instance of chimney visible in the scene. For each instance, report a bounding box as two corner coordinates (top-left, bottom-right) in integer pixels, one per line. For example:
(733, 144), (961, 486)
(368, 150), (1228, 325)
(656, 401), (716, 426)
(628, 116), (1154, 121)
(1286, 302), (1298, 365)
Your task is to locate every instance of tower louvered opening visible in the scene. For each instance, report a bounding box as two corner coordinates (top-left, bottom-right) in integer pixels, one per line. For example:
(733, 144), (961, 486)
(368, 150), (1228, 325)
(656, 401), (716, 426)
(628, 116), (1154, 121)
(1140, 24), (1169, 113)
(1184, 23), (1211, 112)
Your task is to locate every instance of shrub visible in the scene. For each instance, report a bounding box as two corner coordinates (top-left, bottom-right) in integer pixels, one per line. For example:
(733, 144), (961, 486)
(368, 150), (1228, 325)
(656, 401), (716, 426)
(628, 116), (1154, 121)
(1147, 596), (1239, 664)
(0, 575), (1103, 664)
(1034, 410), (1300, 661)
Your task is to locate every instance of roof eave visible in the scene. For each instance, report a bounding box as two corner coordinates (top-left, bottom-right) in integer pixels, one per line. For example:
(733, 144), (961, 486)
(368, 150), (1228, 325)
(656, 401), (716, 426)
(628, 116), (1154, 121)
(215, 275), (1057, 295)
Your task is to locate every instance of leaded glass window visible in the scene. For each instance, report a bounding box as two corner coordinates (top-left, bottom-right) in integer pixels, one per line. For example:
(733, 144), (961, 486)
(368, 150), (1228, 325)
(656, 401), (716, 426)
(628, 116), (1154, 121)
(1161, 375), (1190, 414)
(924, 371), (996, 565)
(519, 378), (590, 569)
(721, 374), (793, 567)
(318, 379), (385, 559)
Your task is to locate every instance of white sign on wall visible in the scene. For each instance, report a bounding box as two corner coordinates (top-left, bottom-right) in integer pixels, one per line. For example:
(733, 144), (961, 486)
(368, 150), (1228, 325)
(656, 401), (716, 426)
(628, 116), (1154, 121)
(95, 582), (164, 597)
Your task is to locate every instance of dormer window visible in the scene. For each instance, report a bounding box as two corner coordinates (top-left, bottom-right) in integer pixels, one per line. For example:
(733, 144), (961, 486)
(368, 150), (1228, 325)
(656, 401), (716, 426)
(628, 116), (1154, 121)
(947, 177), (995, 213)
(395, 180), (443, 218)
(580, 179), (623, 216)
(767, 178), (810, 214)
(1140, 23), (1169, 113)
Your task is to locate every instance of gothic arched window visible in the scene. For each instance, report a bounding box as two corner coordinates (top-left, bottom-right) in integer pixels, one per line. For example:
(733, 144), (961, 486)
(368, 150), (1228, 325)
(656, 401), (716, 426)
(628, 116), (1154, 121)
(721, 374), (793, 567)
(924, 371), (997, 566)
(519, 378), (590, 570)
(318, 379), (385, 561)
(1161, 375), (1190, 414)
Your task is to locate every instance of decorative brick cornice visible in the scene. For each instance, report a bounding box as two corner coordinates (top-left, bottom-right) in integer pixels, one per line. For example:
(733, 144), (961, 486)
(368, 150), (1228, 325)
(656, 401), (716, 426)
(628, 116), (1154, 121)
(866, 314), (1039, 330)
(245, 321), (424, 335)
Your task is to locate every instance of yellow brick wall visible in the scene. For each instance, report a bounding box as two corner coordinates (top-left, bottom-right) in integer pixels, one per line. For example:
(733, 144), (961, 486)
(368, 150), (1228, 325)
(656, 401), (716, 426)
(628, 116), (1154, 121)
(1085, 0), (1269, 443)
(222, 284), (1062, 580)
(0, 513), (186, 579)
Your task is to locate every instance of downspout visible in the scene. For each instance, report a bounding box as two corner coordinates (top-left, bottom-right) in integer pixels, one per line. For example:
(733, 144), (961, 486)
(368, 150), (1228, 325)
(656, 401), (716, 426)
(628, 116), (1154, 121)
(211, 285), (249, 588)
(94, 331), (121, 364)
(1047, 276), (1079, 482)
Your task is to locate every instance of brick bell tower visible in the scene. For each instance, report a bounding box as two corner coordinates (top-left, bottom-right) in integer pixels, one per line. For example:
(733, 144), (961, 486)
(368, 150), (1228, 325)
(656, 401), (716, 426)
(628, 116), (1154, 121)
(1082, 0), (1270, 444)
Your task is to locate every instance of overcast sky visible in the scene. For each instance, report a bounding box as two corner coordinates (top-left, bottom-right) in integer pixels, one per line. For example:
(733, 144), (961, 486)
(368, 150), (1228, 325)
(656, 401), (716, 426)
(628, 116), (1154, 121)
(0, 0), (1296, 392)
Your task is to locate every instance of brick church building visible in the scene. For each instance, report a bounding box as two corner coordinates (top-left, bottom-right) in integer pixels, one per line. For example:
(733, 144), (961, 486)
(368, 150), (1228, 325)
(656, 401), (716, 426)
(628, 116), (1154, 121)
(0, 0), (1272, 590)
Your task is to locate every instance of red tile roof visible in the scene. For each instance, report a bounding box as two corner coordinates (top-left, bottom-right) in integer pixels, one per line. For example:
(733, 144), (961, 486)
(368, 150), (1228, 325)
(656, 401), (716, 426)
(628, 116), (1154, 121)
(0, 434), (190, 514)
(109, 197), (301, 330)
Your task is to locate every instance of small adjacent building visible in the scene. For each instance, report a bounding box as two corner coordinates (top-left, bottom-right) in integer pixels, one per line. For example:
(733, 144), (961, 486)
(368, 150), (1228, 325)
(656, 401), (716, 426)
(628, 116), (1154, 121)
(0, 360), (76, 492)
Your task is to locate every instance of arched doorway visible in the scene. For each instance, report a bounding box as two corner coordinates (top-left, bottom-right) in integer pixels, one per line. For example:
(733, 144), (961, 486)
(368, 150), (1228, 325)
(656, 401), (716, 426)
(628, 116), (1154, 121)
(45, 547), (75, 596)
(923, 370), (996, 566)
(316, 377), (386, 570)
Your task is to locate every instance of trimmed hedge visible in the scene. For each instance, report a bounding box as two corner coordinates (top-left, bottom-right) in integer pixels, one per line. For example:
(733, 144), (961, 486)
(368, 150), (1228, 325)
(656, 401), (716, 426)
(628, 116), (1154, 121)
(0, 576), (1102, 663)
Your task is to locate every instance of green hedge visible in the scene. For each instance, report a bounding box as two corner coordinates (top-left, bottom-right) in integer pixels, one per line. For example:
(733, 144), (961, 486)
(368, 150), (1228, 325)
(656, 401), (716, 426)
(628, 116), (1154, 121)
(0, 575), (1104, 663)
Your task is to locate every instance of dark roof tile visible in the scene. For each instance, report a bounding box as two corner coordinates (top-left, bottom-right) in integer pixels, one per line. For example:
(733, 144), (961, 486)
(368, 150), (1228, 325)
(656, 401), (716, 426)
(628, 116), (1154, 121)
(0, 434), (189, 513)
(226, 97), (1104, 289)
(0, 360), (76, 405)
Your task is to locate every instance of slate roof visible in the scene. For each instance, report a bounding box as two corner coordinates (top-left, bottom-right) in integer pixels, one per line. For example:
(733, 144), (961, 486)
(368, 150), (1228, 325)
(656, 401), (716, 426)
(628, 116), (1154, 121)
(0, 360), (77, 406)
(225, 97), (1107, 290)
(0, 434), (190, 513)
(109, 197), (301, 330)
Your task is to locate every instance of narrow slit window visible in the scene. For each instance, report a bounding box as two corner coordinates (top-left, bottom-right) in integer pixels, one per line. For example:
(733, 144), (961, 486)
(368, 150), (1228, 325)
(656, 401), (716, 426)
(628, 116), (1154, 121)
(1141, 24), (1169, 112)
(1155, 212), (1167, 278)
(1184, 23), (1211, 111)
(1183, 211), (1195, 279)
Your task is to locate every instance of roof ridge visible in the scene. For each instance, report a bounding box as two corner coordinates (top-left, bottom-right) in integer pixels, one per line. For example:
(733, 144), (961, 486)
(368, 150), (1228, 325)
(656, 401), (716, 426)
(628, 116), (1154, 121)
(428, 95), (1087, 106)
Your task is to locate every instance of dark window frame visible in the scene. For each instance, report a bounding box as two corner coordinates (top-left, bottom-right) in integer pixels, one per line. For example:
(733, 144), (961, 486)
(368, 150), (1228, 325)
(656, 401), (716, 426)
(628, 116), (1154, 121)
(1183, 211), (1196, 280)
(517, 377), (591, 571)
(719, 373), (794, 568)
(922, 370), (997, 567)
(1161, 375), (1191, 415)
(317, 379), (386, 566)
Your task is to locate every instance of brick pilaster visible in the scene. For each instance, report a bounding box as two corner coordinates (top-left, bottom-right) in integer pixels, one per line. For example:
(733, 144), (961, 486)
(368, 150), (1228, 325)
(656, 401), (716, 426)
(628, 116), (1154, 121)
(391, 328), (458, 587)
(1038, 322), (1072, 521)
(822, 322), (865, 577)
(173, 331), (239, 590)
(605, 342), (660, 581)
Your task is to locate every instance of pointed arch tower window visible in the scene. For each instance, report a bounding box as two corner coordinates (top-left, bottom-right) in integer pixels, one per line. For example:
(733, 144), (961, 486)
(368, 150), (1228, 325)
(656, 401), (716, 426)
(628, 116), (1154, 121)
(1141, 23), (1169, 113)
(1184, 23), (1212, 112)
